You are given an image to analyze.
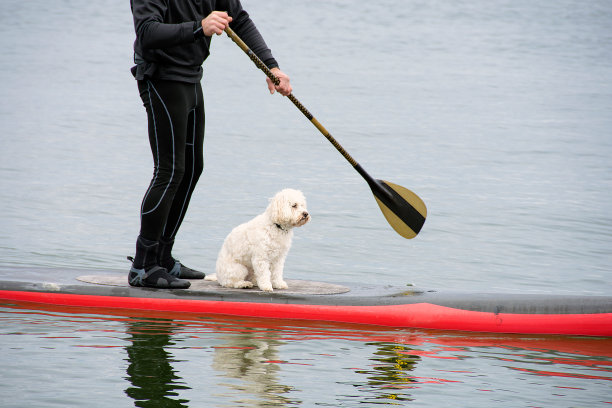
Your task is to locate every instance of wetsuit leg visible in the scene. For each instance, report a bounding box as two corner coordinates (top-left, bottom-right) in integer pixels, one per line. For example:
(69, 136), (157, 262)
(161, 83), (205, 241)
(137, 79), (201, 243)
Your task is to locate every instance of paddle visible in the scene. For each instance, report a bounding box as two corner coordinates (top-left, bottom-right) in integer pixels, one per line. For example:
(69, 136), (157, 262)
(224, 26), (427, 239)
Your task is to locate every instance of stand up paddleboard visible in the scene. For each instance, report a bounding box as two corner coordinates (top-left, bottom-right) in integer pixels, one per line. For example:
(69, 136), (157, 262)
(0, 267), (610, 337)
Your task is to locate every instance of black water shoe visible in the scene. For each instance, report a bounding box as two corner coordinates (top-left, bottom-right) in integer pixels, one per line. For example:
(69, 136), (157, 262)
(128, 265), (191, 289)
(166, 260), (205, 280)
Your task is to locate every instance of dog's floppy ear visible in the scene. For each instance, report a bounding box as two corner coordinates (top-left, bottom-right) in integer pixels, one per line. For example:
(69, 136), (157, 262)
(267, 190), (293, 225)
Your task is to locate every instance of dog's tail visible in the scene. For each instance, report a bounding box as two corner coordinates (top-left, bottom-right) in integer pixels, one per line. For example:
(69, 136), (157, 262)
(204, 273), (217, 282)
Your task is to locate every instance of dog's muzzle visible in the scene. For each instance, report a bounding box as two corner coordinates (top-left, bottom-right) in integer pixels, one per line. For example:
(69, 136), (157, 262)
(298, 212), (310, 226)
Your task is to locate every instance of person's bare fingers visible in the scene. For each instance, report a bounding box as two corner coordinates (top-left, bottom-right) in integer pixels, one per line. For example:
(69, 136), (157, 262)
(266, 77), (276, 94)
(201, 12), (232, 36)
(270, 69), (292, 96)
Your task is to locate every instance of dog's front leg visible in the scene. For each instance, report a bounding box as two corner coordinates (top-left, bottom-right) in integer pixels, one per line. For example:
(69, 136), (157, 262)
(270, 256), (288, 290)
(251, 256), (273, 292)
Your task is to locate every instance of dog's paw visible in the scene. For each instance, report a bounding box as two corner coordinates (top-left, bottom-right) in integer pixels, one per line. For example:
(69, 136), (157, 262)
(258, 282), (274, 292)
(273, 280), (288, 290)
(222, 280), (253, 289)
(236, 281), (254, 289)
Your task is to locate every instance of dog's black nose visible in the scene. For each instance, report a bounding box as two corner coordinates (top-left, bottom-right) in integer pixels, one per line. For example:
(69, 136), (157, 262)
(302, 211), (309, 218)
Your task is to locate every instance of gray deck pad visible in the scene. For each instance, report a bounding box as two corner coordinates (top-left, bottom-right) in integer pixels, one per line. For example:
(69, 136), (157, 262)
(77, 275), (351, 295)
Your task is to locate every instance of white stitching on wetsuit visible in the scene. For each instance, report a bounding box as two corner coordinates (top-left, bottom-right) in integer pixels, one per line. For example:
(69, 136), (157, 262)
(141, 80), (175, 216)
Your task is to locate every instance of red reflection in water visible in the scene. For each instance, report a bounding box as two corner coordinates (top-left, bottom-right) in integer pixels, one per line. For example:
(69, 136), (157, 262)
(510, 367), (612, 381)
(3, 299), (611, 383)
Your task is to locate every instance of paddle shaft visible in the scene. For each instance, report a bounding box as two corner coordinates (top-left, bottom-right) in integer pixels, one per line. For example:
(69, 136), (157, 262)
(223, 27), (381, 179)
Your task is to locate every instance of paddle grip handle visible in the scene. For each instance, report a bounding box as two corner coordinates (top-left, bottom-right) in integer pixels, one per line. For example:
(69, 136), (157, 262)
(224, 26), (358, 168)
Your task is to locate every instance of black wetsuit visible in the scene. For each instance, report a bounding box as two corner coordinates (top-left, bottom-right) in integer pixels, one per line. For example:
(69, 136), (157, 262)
(130, 0), (278, 251)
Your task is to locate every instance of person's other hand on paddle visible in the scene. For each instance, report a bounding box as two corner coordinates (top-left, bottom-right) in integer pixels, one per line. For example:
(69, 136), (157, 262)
(268, 68), (292, 96)
(201, 11), (232, 35)
(202, 12), (291, 96)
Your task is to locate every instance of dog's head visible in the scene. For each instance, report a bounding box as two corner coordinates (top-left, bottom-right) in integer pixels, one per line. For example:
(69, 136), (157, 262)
(267, 188), (310, 229)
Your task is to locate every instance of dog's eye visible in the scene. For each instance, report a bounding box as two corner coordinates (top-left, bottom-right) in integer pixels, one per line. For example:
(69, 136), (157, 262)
(292, 203), (298, 208)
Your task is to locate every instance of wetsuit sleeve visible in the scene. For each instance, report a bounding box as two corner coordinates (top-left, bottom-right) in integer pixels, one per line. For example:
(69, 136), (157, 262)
(131, 0), (197, 49)
(224, 0), (279, 69)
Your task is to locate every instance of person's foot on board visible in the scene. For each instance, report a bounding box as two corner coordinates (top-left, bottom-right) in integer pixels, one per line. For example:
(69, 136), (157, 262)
(128, 236), (191, 288)
(164, 260), (205, 280)
(128, 263), (191, 289)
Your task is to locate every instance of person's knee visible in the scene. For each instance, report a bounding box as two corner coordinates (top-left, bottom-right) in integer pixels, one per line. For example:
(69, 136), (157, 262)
(172, 164), (186, 188)
(156, 163), (185, 191)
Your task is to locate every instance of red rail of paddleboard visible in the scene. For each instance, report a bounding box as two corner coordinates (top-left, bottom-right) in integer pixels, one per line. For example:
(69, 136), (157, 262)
(1, 289), (611, 336)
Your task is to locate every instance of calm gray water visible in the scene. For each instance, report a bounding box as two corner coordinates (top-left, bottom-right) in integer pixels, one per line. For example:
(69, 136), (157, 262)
(1, 0), (611, 406)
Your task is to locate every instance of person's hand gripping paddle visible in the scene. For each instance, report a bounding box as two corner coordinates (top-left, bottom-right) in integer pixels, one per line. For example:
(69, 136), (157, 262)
(225, 26), (427, 239)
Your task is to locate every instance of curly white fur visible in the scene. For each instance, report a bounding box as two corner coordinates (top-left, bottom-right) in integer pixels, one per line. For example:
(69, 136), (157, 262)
(206, 189), (310, 292)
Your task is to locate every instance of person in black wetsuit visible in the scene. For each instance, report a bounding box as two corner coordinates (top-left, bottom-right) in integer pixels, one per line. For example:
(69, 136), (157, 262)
(129, 0), (292, 289)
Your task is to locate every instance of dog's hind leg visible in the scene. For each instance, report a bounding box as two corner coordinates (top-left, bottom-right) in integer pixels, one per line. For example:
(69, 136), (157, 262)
(217, 262), (254, 289)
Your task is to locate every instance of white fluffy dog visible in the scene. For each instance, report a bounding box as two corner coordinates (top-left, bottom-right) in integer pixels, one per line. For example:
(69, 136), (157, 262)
(207, 189), (310, 292)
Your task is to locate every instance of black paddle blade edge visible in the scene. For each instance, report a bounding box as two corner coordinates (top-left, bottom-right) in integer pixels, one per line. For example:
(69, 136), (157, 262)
(354, 164), (426, 238)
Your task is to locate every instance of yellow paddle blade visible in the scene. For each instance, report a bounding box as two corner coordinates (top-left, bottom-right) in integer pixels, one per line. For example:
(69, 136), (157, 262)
(373, 180), (427, 239)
